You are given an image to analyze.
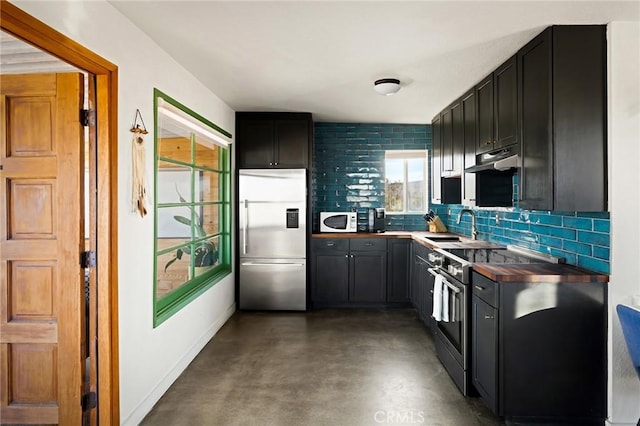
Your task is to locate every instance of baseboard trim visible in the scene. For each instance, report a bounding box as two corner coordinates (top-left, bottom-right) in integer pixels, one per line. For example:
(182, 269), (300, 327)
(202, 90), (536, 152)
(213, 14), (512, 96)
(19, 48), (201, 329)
(122, 302), (236, 426)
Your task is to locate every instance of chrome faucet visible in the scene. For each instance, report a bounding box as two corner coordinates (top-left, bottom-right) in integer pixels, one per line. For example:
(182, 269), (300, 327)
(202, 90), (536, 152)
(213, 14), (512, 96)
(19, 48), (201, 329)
(456, 209), (478, 240)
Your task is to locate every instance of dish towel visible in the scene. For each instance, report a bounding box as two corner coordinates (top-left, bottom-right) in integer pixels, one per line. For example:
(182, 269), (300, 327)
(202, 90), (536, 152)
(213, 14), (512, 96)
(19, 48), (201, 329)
(442, 281), (450, 322)
(432, 274), (443, 321)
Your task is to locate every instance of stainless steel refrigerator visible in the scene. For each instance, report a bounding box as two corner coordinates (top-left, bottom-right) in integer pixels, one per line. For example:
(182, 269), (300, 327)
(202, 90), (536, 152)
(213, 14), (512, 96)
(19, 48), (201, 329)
(239, 169), (307, 310)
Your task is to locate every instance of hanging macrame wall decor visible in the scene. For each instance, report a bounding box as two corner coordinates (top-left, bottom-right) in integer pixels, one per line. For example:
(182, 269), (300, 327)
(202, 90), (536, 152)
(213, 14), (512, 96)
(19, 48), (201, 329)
(130, 109), (148, 217)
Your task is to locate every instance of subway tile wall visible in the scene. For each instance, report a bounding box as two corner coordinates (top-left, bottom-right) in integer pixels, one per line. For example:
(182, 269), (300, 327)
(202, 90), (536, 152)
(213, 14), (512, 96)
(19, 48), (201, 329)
(313, 123), (431, 232)
(313, 122), (610, 274)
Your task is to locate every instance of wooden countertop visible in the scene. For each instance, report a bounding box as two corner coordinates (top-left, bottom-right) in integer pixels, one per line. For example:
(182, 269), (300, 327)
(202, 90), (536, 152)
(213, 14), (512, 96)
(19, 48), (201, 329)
(312, 232), (608, 282)
(472, 263), (609, 283)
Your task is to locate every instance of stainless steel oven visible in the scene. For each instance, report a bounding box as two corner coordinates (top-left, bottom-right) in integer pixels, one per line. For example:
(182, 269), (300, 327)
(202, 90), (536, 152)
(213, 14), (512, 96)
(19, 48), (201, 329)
(427, 249), (472, 395)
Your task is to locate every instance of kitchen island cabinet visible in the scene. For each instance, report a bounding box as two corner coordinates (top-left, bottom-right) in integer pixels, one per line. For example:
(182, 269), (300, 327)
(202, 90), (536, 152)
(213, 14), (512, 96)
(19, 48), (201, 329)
(236, 112), (312, 169)
(471, 269), (607, 424)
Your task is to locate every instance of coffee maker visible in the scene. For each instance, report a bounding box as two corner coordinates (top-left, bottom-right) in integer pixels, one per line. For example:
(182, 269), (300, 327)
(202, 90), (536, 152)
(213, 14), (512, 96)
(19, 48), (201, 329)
(368, 208), (386, 233)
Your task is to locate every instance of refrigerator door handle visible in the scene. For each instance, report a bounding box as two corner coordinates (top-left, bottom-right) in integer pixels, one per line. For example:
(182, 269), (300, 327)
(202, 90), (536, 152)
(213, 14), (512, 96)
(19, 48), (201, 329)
(242, 199), (248, 255)
(241, 262), (305, 267)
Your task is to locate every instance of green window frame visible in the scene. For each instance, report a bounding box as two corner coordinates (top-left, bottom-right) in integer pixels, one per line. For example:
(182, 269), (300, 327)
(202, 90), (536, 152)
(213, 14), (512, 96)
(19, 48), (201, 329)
(153, 89), (232, 326)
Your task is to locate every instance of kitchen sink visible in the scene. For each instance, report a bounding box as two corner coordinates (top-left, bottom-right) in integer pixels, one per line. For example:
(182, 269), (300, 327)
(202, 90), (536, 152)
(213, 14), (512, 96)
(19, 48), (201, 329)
(425, 235), (461, 242)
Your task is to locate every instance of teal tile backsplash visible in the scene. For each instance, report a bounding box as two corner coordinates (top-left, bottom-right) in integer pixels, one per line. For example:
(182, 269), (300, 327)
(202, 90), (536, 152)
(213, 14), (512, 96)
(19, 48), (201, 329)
(313, 122), (431, 231)
(313, 122), (610, 274)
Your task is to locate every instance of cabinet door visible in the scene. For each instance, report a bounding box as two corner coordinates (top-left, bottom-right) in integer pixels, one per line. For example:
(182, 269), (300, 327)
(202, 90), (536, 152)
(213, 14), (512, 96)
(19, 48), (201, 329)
(475, 75), (494, 154)
(350, 252), (387, 303)
(441, 107), (453, 173)
(387, 239), (410, 303)
(422, 261), (436, 331)
(494, 56), (518, 149)
(462, 89), (477, 206)
(237, 117), (274, 168)
(410, 253), (421, 309)
(431, 114), (442, 204)
(312, 252), (349, 303)
(275, 118), (309, 168)
(451, 99), (464, 176)
(472, 295), (499, 414)
(518, 28), (553, 211)
(553, 26), (606, 211)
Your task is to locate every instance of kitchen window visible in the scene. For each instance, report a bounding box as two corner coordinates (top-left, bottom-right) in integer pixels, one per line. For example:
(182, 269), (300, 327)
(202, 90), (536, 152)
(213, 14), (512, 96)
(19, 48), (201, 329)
(384, 150), (428, 214)
(153, 89), (232, 326)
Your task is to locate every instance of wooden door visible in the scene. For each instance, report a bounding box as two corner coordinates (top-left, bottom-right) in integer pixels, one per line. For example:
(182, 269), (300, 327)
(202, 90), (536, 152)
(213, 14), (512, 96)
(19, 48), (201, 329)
(1, 73), (85, 424)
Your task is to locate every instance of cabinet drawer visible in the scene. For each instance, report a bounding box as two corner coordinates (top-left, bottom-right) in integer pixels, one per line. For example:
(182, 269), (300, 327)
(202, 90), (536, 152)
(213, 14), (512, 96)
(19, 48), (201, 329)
(472, 272), (498, 307)
(312, 238), (349, 252)
(350, 238), (387, 252)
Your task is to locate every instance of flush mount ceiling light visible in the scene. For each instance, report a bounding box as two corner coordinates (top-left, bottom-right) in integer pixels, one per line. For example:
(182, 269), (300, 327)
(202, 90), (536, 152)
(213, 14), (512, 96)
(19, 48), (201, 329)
(374, 78), (401, 96)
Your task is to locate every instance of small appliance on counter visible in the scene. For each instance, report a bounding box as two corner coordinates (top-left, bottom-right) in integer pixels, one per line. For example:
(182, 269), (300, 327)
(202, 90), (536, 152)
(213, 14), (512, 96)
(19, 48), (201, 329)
(320, 211), (357, 232)
(368, 208), (385, 233)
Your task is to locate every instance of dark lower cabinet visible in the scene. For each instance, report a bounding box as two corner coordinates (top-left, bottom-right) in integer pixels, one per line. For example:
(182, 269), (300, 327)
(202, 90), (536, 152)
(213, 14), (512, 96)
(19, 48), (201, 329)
(350, 252), (386, 303)
(312, 251), (349, 303)
(472, 294), (498, 414)
(411, 242), (436, 332)
(471, 271), (606, 424)
(387, 239), (411, 303)
(312, 237), (400, 307)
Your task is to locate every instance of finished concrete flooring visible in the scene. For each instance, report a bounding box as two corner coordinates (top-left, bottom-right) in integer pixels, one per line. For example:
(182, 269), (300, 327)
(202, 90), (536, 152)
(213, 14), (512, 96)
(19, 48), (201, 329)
(142, 309), (502, 426)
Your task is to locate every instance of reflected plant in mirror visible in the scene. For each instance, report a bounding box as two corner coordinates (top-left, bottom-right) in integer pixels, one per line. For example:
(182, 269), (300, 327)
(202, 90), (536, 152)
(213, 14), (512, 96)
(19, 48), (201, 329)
(153, 88), (232, 326)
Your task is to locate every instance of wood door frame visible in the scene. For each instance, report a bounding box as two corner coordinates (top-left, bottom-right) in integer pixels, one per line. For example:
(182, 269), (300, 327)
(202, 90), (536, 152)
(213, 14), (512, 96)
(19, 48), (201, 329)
(0, 1), (120, 424)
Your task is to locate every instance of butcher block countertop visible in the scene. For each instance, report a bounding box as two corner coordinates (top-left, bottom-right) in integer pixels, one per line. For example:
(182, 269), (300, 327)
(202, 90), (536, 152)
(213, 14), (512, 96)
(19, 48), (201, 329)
(472, 263), (609, 283)
(312, 232), (608, 282)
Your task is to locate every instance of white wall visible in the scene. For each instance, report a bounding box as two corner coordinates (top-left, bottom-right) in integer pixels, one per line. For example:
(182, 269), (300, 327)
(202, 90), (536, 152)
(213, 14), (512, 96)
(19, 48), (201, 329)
(12, 1), (236, 424)
(607, 21), (640, 426)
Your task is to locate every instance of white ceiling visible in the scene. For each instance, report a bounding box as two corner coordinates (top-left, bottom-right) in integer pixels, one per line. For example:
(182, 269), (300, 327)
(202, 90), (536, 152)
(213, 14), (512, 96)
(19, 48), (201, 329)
(108, 1), (639, 124)
(9, 1), (639, 124)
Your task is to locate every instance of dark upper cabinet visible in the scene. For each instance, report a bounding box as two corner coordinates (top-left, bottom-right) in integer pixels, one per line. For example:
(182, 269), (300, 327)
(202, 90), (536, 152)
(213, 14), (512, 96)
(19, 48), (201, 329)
(518, 26), (606, 211)
(518, 28), (553, 210)
(442, 100), (464, 176)
(462, 89), (477, 206)
(431, 114), (442, 204)
(476, 75), (494, 154)
(236, 112), (312, 169)
(494, 56), (518, 149)
(476, 56), (518, 155)
(432, 105), (463, 205)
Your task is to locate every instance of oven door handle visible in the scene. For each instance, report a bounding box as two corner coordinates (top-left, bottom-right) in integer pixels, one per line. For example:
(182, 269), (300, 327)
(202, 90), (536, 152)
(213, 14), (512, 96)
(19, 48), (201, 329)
(428, 268), (461, 294)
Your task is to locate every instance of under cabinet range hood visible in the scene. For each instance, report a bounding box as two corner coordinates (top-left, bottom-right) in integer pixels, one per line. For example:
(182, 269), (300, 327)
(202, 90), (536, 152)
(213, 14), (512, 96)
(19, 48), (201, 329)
(465, 146), (520, 173)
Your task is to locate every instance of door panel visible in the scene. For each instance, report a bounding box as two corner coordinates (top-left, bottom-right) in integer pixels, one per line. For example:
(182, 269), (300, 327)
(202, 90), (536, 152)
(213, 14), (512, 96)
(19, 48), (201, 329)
(1, 73), (84, 424)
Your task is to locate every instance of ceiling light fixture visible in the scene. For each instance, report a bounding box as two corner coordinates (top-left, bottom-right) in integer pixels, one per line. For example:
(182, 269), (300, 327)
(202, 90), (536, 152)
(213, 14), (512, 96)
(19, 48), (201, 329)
(373, 78), (401, 96)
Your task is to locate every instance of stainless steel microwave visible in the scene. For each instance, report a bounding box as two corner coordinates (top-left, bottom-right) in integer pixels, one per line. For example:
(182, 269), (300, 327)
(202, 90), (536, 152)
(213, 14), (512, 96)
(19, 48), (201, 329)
(319, 212), (357, 232)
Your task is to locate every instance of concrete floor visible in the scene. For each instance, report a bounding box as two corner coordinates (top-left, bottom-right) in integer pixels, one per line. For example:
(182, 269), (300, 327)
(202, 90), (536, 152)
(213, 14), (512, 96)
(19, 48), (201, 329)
(141, 309), (502, 426)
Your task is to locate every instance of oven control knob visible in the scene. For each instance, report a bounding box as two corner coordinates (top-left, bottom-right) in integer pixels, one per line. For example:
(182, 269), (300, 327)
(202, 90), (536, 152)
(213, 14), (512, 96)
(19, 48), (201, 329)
(448, 265), (462, 277)
(428, 253), (443, 265)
